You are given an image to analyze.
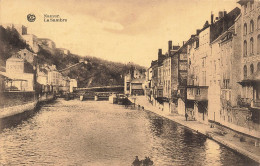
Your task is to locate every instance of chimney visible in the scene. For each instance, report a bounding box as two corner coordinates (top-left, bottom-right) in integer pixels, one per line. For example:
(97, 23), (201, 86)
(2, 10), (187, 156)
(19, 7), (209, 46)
(224, 10), (227, 16)
(168, 40), (172, 51)
(211, 13), (214, 24)
(219, 11), (224, 19)
(196, 29), (200, 35)
(158, 49), (162, 57)
(158, 49), (163, 64)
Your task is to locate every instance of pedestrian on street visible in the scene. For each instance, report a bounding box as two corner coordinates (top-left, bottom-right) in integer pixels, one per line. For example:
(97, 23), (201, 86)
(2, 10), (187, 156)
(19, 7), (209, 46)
(185, 112), (188, 121)
(132, 156), (141, 166)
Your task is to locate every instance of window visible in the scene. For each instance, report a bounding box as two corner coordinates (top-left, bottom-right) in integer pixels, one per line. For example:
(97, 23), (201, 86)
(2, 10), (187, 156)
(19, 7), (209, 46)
(223, 79), (230, 89)
(202, 57), (206, 67)
(257, 62), (260, 71)
(250, 37), (254, 54)
(258, 35), (260, 54)
(244, 4), (247, 14)
(195, 40), (199, 48)
(244, 40), (247, 56)
(202, 71), (206, 86)
(250, 64), (254, 75)
(258, 16), (260, 29)
(214, 60), (217, 73)
(244, 23), (247, 35)
(197, 88), (200, 95)
(244, 65), (247, 79)
(250, 20), (254, 33)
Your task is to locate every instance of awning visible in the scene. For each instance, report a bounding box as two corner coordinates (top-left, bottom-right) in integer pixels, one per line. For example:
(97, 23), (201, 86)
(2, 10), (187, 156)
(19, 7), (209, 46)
(0, 73), (13, 81)
(0, 72), (28, 82)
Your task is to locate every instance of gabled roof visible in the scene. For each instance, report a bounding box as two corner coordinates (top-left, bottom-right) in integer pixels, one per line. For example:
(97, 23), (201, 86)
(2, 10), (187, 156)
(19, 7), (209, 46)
(211, 24), (235, 45)
(7, 54), (24, 62)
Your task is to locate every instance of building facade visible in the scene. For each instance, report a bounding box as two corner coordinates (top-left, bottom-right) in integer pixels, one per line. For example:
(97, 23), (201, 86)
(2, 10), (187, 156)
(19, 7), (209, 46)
(4, 54), (34, 91)
(236, 0), (260, 135)
(18, 48), (37, 65)
(22, 34), (39, 53)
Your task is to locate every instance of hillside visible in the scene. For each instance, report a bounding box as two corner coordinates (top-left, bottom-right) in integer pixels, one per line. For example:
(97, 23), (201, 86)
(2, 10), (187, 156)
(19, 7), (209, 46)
(0, 26), (31, 67)
(0, 25), (146, 87)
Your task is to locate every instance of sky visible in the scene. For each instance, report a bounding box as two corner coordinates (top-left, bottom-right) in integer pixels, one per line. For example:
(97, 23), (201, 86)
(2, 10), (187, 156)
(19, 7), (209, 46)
(0, 0), (239, 67)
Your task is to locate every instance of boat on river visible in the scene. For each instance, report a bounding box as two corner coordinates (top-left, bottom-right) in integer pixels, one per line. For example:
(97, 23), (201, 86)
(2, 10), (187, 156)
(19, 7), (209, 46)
(117, 94), (129, 105)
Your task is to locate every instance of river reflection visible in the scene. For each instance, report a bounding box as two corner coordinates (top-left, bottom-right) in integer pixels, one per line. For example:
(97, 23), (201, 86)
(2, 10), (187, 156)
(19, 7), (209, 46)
(0, 99), (258, 166)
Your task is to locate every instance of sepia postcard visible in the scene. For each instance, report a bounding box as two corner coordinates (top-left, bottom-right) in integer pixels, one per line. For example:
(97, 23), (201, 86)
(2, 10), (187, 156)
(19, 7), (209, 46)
(0, 0), (259, 165)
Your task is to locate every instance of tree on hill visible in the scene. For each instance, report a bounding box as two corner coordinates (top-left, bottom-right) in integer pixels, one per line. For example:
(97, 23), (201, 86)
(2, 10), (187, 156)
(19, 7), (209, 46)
(0, 25), (146, 87)
(0, 26), (30, 66)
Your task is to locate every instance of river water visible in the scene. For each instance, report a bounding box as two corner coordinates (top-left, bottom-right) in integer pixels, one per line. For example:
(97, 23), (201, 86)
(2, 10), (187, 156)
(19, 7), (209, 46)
(0, 99), (258, 166)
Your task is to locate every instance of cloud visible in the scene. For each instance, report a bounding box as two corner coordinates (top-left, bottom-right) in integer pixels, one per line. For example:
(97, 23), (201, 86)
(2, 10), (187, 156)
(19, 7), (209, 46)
(0, 0), (239, 67)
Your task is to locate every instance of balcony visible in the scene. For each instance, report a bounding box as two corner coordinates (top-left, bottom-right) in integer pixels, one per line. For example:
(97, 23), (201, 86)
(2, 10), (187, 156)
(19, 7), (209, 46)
(237, 98), (260, 109)
(187, 85), (208, 101)
(237, 98), (252, 108)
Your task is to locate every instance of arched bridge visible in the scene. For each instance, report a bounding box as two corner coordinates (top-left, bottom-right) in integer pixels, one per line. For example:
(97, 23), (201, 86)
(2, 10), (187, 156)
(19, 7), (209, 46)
(74, 85), (124, 101)
(75, 85), (124, 93)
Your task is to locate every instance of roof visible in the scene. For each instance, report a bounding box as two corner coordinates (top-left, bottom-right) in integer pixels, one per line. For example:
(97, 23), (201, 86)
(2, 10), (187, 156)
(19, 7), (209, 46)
(0, 72), (27, 81)
(210, 7), (240, 42)
(38, 67), (48, 74)
(0, 66), (6, 72)
(38, 38), (53, 41)
(172, 46), (180, 50)
(0, 73), (12, 80)
(57, 48), (69, 51)
(237, 0), (253, 5)
(18, 48), (30, 52)
(211, 24), (235, 45)
(7, 54), (24, 62)
(173, 43), (188, 56)
(131, 78), (145, 84)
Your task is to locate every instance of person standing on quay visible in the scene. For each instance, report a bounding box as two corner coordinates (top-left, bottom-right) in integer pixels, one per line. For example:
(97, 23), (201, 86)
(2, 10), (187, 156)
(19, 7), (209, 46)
(185, 112), (188, 121)
(132, 156), (141, 166)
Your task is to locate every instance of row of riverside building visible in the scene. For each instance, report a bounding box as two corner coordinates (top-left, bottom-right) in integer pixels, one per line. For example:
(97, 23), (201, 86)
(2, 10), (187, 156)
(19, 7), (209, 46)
(0, 24), (78, 104)
(144, 1), (260, 138)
